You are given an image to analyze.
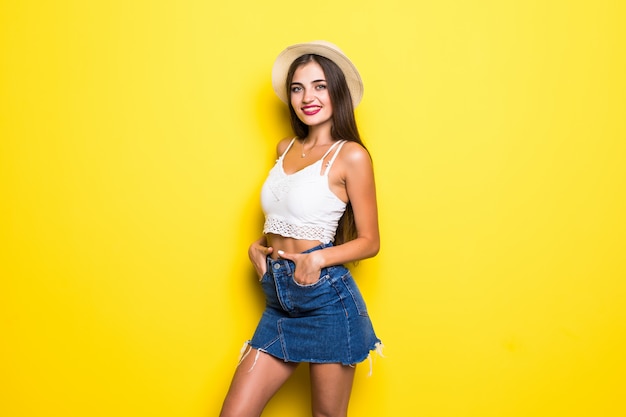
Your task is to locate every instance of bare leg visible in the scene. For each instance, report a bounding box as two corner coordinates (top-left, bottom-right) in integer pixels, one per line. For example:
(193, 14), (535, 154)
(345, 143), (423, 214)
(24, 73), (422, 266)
(219, 347), (298, 417)
(310, 363), (356, 417)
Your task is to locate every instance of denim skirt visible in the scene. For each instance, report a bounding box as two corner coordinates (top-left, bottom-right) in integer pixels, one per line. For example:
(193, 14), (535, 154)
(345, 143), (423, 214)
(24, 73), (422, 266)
(249, 243), (382, 365)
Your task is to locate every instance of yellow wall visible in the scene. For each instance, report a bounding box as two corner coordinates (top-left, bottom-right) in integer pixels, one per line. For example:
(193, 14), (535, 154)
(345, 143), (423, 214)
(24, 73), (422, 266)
(1, 1), (624, 416)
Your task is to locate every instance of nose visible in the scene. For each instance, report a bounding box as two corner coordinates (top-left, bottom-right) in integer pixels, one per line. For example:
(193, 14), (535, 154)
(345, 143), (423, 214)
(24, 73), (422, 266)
(302, 88), (315, 103)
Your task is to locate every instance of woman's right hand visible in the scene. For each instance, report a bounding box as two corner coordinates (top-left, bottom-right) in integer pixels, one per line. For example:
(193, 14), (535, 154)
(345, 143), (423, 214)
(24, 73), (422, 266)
(248, 238), (273, 279)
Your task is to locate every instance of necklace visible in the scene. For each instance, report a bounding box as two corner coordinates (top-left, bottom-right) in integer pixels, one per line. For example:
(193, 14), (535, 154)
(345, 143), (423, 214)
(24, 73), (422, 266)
(300, 138), (308, 158)
(300, 138), (333, 158)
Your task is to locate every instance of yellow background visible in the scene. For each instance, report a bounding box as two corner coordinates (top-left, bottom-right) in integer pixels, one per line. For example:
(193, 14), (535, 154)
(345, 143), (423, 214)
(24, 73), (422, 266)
(1, 0), (624, 416)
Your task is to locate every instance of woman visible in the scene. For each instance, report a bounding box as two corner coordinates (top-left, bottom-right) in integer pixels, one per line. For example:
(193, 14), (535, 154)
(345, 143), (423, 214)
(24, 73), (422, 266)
(220, 41), (382, 417)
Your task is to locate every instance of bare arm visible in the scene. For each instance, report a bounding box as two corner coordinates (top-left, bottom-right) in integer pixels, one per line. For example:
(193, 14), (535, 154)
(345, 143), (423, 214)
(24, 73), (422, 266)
(318, 142), (380, 264)
(248, 137), (295, 278)
(249, 235), (273, 279)
(278, 143), (380, 283)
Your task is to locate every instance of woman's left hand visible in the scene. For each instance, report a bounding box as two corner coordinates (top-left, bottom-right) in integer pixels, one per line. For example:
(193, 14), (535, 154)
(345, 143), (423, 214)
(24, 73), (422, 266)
(277, 250), (324, 285)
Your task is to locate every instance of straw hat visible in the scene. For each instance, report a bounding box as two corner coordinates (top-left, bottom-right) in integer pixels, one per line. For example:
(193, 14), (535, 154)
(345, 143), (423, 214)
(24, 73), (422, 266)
(271, 40), (363, 107)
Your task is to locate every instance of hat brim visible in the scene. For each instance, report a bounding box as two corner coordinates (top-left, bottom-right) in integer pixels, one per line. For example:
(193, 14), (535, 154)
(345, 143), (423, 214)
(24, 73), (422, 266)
(271, 41), (363, 107)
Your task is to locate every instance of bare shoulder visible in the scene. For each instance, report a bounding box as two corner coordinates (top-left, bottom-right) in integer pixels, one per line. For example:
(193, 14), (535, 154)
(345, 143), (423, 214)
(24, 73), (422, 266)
(338, 141), (372, 167)
(276, 136), (297, 156)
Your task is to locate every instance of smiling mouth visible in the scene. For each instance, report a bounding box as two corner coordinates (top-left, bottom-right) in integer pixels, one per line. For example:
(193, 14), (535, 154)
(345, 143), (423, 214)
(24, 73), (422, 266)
(302, 106), (321, 115)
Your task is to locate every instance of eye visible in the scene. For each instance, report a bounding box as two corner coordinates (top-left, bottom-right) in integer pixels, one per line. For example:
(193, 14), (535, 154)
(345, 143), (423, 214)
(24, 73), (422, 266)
(315, 84), (327, 90)
(291, 85), (302, 93)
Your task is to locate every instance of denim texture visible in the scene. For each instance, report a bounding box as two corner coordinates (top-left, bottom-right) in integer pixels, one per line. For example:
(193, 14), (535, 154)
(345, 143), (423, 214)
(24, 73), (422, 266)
(249, 243), (381, 365)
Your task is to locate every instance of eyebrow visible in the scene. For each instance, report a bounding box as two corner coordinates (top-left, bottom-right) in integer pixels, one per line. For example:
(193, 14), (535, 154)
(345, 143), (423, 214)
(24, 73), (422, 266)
(290, 79), (326, 86)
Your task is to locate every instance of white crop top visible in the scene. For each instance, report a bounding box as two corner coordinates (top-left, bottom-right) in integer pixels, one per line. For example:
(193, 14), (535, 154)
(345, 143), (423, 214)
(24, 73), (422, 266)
(261, 138), (348, 244)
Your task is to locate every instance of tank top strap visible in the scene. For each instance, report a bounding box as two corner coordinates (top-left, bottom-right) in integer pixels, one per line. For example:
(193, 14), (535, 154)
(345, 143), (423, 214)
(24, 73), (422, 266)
(323, 140), (347, 175)
(280, 137), (298, 158)
(320, 140), (343, 160)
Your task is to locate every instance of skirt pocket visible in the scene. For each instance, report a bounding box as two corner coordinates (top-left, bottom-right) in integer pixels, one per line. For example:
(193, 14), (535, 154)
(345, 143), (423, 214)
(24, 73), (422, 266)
(286, 270), (335, 314)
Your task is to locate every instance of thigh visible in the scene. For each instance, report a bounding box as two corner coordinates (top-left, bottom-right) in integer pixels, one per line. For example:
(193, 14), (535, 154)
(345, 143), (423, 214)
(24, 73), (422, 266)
(309, 363), (356, 417)
(220, 347), (298, 417)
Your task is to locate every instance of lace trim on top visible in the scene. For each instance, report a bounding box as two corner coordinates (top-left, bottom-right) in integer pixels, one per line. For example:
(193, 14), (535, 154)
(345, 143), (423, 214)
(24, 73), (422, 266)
(264, 217), (330, 243)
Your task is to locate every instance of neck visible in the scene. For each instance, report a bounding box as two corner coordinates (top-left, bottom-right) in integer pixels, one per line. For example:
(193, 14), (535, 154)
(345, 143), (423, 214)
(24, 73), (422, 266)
(300, 127), (334, 158)
(304, 124), (333, 145)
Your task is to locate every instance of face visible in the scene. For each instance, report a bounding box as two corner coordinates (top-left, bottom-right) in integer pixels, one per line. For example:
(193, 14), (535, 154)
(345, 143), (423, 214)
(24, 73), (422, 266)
(289, 61), (333, 128)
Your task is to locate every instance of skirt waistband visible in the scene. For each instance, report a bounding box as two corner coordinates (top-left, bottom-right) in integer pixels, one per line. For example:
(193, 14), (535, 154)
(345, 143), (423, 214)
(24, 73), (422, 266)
(266, 242), (333, 270)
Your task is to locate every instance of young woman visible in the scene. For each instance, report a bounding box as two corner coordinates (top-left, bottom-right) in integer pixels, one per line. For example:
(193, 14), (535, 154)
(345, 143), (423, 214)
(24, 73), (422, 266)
(220, 41), (383, 417)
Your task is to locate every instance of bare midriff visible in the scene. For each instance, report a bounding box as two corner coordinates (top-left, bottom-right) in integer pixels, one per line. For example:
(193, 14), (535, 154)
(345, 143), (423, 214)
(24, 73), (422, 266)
(265, 233), (323, 260)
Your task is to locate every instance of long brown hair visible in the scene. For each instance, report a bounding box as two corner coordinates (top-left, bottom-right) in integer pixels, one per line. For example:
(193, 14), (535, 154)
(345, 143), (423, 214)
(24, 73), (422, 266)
(285, 54), (368, 245)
